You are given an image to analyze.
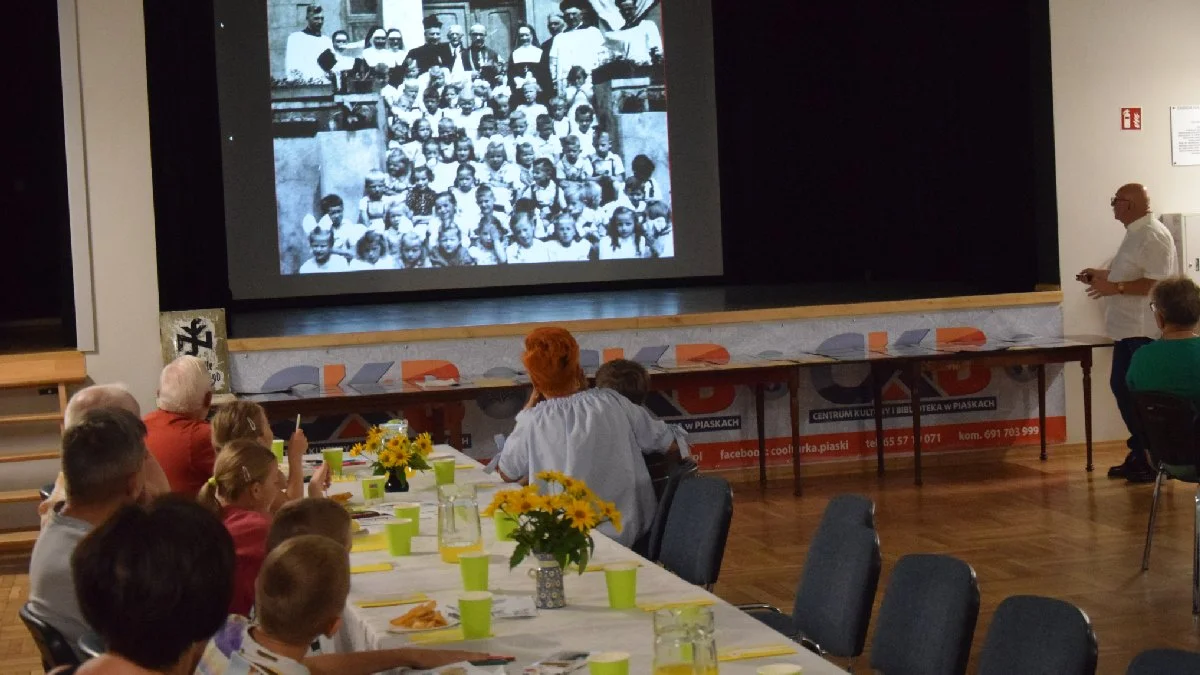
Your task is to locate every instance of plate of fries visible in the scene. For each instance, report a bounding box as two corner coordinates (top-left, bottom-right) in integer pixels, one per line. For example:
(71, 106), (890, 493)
(387, 601), (458, 633)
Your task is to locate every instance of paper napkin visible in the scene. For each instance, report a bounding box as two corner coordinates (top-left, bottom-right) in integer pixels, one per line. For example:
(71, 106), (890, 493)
(717, 645), (799, 662)
(349, 562), (394, 574)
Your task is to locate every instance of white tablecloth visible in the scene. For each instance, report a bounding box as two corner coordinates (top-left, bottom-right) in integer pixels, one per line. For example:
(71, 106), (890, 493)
(332, 446), (844, 674)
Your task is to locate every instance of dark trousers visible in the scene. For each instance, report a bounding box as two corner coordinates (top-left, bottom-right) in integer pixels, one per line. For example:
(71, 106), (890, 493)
(1112, 336), (1153, 466)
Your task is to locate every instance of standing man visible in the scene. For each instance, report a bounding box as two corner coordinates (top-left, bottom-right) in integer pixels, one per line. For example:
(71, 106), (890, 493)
(607, 0), (662, 65)
(461, 24), (499, 73)
(549, 0), (606, 96)
(409, 15), (454, 74)
(284, 3), (333, 80)
(535, 12), (566, 102)
(1078, 183), (1177, 482)
(446, 24), (466, 65)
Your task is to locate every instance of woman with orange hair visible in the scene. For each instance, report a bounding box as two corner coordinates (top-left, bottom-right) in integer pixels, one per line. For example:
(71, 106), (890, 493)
(496, 327), (688, 546)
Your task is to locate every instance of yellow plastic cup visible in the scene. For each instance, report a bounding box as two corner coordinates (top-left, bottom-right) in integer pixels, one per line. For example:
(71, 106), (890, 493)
(393, 503), (421, 536)
(322, 448), (344, 475)
(494, 510), (518, 541)
(603, 562), (638, 609)
(458, 591), (493, 639)
(270, 439), (285, 463)
(433, 458), (456, 485)
(588, 652), (630, 675)
(385, 520), (412, 556)
(459, 552), (490, 591)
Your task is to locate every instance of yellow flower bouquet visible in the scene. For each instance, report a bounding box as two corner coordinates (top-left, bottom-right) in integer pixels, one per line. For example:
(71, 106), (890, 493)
(483, 471), (622, 572)
(350, 427), (434, 491)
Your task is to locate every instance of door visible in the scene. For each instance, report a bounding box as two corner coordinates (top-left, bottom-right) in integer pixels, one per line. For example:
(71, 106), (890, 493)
(425, 2), (470, 43)
(424, 0), (523, 64)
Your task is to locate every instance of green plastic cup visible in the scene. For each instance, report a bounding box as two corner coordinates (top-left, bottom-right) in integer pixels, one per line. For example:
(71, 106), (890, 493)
(494, 510), (518, 541)
(393, 503), (421, 536)
(458, 591), (492, 640)
(587, 652), (630, 675)
(270, 439), (285, 463)
(385, 520), (412, 556)
(459, 552), (490, 591)
(433, 458), (456, 485)
(361, 476), (386, 503)
(322, 448), (344, 475)
(604, 562), (638, 609)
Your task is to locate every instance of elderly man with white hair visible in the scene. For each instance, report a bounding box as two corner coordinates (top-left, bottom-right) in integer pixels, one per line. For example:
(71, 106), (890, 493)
(143, 356), (216, 498)
(37, 384), (171, 528)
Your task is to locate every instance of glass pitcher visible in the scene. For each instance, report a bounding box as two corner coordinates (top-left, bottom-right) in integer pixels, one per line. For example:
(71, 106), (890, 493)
(652, 607), (719, 675)
(437, 483), (482, 563)
(381, 419), (409, 441)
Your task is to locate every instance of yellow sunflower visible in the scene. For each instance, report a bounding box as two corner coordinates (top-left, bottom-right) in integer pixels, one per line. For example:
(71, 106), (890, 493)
(349, 442), (364, 457)
(378, 448), (397, 468)
(566, 499), (598, 532)
(599, 501), (623, 533)
(415, 432), (434, 456)
(385, 435), (404, 452)
(560, 475), (580, 491)
(510, 491), (545, 516)
(394, 445), (414, 467)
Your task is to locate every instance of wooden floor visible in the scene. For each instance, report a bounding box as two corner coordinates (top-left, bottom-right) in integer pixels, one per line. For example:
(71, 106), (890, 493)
(2, 442), (1197, 674)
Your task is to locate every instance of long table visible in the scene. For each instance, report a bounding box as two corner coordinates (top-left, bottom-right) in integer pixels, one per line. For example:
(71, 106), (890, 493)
(329, 446), (841, 674)
(247, 336), (1112, 494)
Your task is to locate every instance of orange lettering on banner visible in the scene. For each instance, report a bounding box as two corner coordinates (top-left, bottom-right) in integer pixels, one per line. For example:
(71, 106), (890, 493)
(934, 365), (992, 396)
(400, 360), (460, 382)
(936, 327), (986, 345)
(603, 348), (624, 363)
(868, 332), (888, 351)
(672, 344), (736, 414)
(322, 365), (346, 391)
(675, 344), (730, 365)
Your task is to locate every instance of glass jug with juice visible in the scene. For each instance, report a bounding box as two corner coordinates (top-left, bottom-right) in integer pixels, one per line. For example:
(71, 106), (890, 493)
(437, 483), (483, 563)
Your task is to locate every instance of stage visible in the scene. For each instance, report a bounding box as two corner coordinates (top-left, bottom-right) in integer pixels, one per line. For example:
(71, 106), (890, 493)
(226, 284), (1071, 478)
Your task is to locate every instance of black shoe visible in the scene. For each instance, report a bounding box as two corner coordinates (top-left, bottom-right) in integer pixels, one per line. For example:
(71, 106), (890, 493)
(1125, 465), (1158, 484)
(1108, 461), (1131, 478)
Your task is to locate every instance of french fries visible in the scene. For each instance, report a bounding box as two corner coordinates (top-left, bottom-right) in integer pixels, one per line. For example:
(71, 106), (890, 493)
(390, 601), (448, 629)
(329, 492), (353, 504)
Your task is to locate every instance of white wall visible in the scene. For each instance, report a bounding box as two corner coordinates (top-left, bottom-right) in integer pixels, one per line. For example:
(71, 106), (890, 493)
(1050, 0), (1200, 443)
(71, 0), (163, 410)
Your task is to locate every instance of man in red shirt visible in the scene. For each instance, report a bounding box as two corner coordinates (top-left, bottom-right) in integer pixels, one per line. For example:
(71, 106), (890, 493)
(144, 356), (216, 498)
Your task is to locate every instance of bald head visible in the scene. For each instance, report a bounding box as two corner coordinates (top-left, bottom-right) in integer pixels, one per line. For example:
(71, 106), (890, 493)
(1113, 183), (1151, 225)
(65, 384), (140, 428)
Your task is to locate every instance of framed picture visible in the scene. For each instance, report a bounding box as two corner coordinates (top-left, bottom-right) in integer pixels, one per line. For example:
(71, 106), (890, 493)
(159, 308), (232, 394)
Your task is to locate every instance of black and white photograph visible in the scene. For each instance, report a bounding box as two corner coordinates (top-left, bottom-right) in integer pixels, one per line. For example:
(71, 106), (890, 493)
(267, 0), (672, 275)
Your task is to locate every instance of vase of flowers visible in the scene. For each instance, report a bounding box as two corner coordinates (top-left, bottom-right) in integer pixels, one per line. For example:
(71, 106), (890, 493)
(350, 427), (434, 493)
(483, 472), (622, 608)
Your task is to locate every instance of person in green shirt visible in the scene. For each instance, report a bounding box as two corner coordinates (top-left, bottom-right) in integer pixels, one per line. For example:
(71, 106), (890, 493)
(1126, 276), (1200, 477)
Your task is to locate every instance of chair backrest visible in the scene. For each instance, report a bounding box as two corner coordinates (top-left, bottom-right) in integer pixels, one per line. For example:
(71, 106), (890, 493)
(869, 553), (980, 675)
(18, 602), (80, 671)
(791, 522), (881, 658)
(77, 632), (106, 660)
(1127, 648), (1200, 675)
(977, 595), (1097, 675)
(643, 452), (681, 502)
(817, 493), (875, 532)
(645, 459), (700, 562)
(657, 475), (733, 587)
(1132, 391), (1200, 468)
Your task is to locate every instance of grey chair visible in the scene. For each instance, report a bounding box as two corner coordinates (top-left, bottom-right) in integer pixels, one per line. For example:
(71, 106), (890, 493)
(656, 475), (733, 590)
(818, 493), (875, 531)
(77, 632), (106, 660)
(18, 602), (80, 671)
(977, 595), (1097, 675)
(1132, 391), (1200, 614)
(1127, 648), (1200, 674)
(737, 495), (880, 664)
(643, 459), (699, 562)
(741, 523), (880, 665)
(869, 553), (980, 675)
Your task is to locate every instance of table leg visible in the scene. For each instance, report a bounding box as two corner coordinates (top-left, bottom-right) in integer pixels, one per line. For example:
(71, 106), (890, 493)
(910, 362), (923, 486)
(1037, 364), (1047, 460)
(1083, 354), (1094, 472)
(871, 364), (886, 476)
(431, 405), (447, 446)
(756, 383), (767, 490)
(789, 369), (801, 496)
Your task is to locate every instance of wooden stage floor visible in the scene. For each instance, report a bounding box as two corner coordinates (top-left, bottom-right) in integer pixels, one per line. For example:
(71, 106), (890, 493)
(229, 282), (988, 340)
(2, 442), (1194, 674)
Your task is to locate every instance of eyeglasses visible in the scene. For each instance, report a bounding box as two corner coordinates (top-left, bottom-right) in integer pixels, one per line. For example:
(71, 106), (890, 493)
(470, 32), (486, 37)
(1110, 197), (1129, 206)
